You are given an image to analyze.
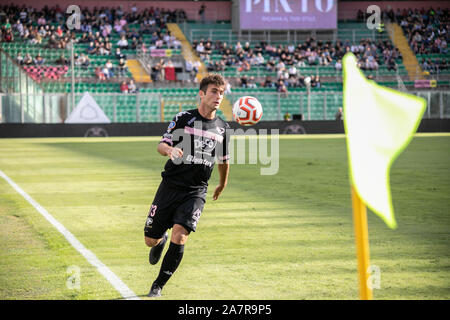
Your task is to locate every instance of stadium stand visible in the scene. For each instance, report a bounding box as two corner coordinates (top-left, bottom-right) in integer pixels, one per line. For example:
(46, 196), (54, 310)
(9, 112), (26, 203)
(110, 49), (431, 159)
(0, 2), (448, 124)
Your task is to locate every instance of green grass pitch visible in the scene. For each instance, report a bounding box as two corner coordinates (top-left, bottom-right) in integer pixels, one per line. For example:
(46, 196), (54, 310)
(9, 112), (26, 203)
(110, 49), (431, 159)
(0, 134), (449, 300)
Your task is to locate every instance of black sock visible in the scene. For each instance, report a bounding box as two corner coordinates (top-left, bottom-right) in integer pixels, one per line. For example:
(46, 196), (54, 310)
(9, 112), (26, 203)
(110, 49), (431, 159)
(155, 242), (184, 288)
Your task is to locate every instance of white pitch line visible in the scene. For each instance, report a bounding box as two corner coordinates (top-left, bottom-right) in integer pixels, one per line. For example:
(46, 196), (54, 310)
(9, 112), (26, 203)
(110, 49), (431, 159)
(0, 170), (139, 300)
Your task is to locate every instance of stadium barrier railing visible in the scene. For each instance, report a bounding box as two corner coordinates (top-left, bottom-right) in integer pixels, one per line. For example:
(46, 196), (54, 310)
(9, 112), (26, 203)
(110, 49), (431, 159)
(1, 91), (449, 124)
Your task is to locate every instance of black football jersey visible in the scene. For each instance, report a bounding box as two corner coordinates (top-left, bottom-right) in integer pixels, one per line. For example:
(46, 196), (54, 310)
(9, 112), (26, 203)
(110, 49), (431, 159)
(159, 109), (230, 190)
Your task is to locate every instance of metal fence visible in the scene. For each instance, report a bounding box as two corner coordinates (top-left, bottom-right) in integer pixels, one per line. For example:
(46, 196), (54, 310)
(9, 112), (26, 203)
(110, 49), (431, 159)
(184, 27), (390, 45)
(1, 90), (449, 124)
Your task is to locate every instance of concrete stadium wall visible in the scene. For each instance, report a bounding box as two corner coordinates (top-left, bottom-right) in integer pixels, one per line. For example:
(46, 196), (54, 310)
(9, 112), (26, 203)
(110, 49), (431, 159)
(1, 119), (449, 138)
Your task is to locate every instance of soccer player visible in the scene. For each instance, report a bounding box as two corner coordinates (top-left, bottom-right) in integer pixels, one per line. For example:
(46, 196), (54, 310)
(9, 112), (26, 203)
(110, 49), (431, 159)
(144, 74), (230, 297)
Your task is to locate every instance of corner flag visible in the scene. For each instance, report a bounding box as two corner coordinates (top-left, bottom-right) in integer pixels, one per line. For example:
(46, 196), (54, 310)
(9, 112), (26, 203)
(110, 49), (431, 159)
(342, 53), (426, 299)
(343, 53), (426, 229)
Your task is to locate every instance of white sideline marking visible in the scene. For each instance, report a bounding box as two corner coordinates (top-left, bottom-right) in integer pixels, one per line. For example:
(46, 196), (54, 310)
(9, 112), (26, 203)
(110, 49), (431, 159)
(0, 170), (139, 300)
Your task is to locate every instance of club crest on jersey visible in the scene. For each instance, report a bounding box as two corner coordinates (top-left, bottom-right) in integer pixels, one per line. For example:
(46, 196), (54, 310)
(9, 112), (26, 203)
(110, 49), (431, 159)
(167, 121), (176, 132)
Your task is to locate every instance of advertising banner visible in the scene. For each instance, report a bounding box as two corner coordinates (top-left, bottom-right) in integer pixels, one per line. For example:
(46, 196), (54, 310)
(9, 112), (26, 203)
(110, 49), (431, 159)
(240, 0), (337, 30)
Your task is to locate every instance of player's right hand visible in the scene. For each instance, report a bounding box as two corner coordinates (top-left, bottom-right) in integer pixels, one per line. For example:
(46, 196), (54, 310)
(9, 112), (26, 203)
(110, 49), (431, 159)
(169, 147), (183, 161)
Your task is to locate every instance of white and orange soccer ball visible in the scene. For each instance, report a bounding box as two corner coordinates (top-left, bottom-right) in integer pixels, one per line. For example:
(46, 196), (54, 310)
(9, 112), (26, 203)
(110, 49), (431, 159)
(232, 96), (263, 126)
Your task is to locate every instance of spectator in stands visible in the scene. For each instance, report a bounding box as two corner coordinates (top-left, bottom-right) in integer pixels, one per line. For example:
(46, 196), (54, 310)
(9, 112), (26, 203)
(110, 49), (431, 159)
(56, 26), (63, 38)
(87, 41), (97, 55)
(239, 59), (251, 72)
(263, 76), (275, 88)
(73, 53), (81, 67)
(80, 54), (90, 69)
(37, 15), (46, 26)
(335, 59), (342, 71)
(387, 57), (397, 72)
(225, 82), (231, 94)
(95, 67), (106, 81)
(130, 36), (139, 50)
(120, 81), (129, 93)
(128, 80), (138, 93)
(103, 60), (114, 78)
(239, 75), (248, 88)
(117, 35), (129, 49)
(155, 37), (164, 49)
(56, 54), (69, 65)
(16, 53), (24, 65)
(114, 19), (123, 33)
(46, 34), (58, 49)
(255, 52), (265, 66)
(192, 60), (201, 74)
(152, 60), (164, 81)
(14, 19), (24, 37)
(185, 59), (194, 80)
(307, 50), (318, 65)
(296, 76), (306, 87)
(3, 28), (13, 42)
(34, 54), (45, 66)
(235, 41), (242, 52)
(2, 18), (11, 30)
(78, 33), (89, 44)
(247, 76), (257, 89)
(196, 41), (205, 55)
(115, 48), (126, 60)
(369, 59), (379, 70)
(277, 80), (288, 97)
(318, 52), (330, 66)
(97, 42), (110, 55)
(310, 75), (321, 88)
(288, 64), (298, 78)
(335, 108), (343, 121)
(118, 58), (128, 75)
(23, 53), (33, 66)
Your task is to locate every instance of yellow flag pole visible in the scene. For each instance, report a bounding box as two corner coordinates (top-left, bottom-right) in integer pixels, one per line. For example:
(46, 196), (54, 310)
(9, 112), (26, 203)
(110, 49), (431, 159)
(351, 185), (373, 300)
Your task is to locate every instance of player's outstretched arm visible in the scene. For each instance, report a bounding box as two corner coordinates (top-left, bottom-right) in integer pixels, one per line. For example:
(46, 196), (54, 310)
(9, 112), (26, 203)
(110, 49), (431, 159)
(213, 162), (229, 201)
(157, 143), (183, 160)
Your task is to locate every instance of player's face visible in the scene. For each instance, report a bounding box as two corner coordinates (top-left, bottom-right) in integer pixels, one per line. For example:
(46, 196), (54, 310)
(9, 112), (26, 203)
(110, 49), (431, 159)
(200, 84), (225, 111)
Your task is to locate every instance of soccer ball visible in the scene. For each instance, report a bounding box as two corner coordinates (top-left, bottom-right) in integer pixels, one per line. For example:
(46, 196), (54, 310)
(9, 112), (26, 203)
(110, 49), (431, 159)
(232, 96), (263, 126)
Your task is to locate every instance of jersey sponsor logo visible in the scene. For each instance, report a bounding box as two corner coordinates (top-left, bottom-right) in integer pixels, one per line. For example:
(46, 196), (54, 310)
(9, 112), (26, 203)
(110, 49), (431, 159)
(184, 126), (224, 143)
(186, 154), (214, 167)
(194, 137), (217, 155)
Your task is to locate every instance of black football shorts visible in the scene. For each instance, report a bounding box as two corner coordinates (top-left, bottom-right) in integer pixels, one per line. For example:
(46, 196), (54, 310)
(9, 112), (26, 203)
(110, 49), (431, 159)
(144, 180), (206, 239)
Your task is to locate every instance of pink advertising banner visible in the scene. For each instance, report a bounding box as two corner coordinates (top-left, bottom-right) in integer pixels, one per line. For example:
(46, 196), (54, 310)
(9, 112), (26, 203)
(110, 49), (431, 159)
(240, 0), (337, 30)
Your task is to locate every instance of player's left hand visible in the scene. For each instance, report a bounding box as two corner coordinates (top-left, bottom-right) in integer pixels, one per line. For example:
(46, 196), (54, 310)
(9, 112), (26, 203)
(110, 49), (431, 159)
(212, 184), (225, 201)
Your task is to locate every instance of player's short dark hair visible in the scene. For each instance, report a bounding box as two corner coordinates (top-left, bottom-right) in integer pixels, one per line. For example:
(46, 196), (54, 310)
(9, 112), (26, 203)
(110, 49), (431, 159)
(199, 74), (226, 93)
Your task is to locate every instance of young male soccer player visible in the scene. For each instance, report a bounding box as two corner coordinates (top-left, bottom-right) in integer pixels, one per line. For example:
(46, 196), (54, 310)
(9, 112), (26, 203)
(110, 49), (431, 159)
(144, 74), (230, 297)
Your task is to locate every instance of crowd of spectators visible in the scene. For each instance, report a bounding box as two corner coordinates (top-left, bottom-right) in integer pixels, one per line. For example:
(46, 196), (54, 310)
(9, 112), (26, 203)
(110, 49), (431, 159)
(396, 7), (448, 74)
(0, 3), (186, 85)
(369, 6), (449, 75)
(2, 3), (448, 89)
(120, 79), (138, 93)
(192, 35), (401, 91)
